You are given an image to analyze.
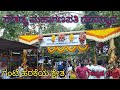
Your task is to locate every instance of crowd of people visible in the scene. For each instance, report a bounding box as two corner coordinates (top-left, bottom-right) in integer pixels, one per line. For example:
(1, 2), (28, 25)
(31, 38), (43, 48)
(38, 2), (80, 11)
(1, 58), (120, 79)
(55, 59), (120, 79)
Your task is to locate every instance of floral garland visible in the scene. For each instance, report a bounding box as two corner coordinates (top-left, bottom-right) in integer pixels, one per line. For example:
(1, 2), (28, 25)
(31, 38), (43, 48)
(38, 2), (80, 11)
(77, 45), (89, 52)
(66, 46), (77, 52)
(56, 46), (66, 53)
(47, 47), (57, 54)
(47, 45), (89, 53)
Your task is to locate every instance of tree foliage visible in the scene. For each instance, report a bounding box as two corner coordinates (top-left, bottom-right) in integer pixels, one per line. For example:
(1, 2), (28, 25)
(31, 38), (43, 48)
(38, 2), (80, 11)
(82, 11), (120, 61)
(0, 11), (55, 40)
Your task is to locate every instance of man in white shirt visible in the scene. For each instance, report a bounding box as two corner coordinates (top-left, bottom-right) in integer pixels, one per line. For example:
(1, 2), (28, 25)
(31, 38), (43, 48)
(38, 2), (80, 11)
(66, 64), (73, 79)
(90, 61), (106, 79)
(86, 61), (95, 79)
(18, 66), (24, 77)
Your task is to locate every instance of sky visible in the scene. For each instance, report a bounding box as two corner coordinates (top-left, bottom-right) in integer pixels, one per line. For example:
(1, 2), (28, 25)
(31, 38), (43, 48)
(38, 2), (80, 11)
(0, 29), (4, 37)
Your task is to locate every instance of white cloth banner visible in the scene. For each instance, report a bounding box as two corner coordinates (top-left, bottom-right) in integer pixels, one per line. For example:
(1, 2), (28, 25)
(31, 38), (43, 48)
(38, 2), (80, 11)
(40, 34), (86, 47)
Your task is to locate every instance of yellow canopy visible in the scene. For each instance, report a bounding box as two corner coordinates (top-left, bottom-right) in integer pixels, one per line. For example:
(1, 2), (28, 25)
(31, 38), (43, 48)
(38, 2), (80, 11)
(86, 27), (120, 42)
(19, 35), (38, 45)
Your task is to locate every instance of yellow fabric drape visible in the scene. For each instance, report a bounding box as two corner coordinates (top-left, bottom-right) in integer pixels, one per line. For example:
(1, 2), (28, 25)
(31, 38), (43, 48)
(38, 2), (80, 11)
(86, 27), (120, 42)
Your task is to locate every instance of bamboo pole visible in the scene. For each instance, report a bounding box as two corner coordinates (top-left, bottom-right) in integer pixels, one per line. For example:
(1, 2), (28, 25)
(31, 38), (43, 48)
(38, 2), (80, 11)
(108, 38), (117, 64)
(41, 62), (43, 71)
(21, 49), (28, 70)
(39, 27), (44, 71)
(94, 47), (97, 65)
(36, 49), (38, 78)
(10, 50), (12, 71)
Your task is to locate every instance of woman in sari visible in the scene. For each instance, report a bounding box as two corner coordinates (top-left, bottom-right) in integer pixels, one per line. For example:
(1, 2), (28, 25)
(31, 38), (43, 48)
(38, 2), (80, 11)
(70, 68), (77, 79)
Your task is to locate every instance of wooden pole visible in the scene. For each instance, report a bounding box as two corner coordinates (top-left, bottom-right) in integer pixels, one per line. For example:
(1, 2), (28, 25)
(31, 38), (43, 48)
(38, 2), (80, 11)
(10, 50), (12, 71)
(21, 49), (27, 70)
(94, 47), (97, 65)
(41, 62), (43, 71)
(36, 49), (39, 79)
(38, 25), (43, 71)
(108, 38), (117, 64)
(37, 50), (38, 70)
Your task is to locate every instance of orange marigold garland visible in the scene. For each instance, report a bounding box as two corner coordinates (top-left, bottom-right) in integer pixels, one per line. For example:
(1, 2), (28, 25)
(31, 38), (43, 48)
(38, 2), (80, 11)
(47, 45), (89, 53)
(47, 47), (56, 54)
(56, 46), (66, 53)
(77, 45), (89, 52)
(66, 46), (77, 52)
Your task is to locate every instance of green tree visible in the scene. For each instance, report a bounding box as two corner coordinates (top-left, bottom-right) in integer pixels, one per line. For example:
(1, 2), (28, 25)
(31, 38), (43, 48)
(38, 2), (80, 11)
(82, 11), (120, 62)
(0, 11), (54, 40)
